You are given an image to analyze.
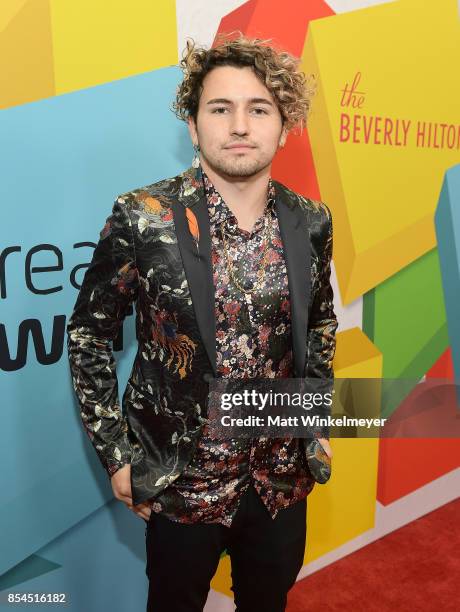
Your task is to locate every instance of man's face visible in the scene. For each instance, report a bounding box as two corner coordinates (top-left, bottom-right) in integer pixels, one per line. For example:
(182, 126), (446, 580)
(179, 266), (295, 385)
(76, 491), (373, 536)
(187, 65), (288, 178)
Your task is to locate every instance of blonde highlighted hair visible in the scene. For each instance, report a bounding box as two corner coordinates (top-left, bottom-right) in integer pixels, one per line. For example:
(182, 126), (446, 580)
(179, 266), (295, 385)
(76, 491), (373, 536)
(171, 31), (317, 135)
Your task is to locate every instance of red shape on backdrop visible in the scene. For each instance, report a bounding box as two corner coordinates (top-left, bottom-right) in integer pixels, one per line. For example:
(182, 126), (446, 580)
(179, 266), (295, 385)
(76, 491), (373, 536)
(213, 0), (335, 199)
(377, 372), (460, 505)
(426, 347), (454, 380)
(272, 129), (321, 199)
(216, 0), (335, 57)
(377, 438), (460, 506)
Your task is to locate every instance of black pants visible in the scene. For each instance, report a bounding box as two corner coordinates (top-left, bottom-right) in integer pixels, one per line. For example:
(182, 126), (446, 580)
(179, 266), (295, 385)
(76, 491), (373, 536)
(145, 482), (307, 612)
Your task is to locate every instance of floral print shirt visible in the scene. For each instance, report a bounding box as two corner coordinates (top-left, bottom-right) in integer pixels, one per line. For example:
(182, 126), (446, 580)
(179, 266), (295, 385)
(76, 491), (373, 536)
(149, 167), (314, 527)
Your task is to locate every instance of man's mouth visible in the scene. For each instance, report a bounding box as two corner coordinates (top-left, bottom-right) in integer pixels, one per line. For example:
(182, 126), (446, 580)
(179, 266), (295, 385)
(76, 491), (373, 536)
(224, 144), (255, 149)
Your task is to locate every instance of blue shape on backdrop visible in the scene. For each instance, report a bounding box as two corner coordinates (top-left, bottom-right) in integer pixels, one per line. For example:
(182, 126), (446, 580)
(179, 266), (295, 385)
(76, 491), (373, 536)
(0, 64), (191, 592)
(0, 500), (148, 610)
(434, 163), (460, 408)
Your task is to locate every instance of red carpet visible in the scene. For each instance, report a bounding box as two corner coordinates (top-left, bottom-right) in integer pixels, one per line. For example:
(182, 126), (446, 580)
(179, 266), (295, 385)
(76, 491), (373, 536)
(287, 498), (460, 612)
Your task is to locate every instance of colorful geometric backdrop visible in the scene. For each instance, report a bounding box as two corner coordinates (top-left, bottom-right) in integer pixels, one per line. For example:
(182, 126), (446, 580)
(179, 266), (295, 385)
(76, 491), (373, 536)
(1, 1), (459, 610)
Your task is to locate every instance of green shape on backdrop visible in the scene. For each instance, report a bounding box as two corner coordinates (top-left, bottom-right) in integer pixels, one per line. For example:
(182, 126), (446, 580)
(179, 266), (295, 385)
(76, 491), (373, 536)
(363, 248), (448, 418)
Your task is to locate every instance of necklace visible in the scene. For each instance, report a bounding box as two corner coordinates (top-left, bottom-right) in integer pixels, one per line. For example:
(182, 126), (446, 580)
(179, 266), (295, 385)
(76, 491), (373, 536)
(220, 211), (273, 295)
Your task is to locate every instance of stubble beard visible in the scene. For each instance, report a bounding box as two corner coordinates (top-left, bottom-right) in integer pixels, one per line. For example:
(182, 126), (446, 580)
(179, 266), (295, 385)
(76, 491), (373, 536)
(200, 148), (271, 178)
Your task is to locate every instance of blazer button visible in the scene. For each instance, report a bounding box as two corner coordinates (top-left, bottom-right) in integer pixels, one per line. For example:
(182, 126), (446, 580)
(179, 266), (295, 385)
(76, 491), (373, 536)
(202, 373), (214, 383)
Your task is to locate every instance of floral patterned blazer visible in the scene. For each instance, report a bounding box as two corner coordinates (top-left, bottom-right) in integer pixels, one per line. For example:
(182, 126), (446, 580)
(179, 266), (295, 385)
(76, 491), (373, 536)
(66, 163), (338, 506)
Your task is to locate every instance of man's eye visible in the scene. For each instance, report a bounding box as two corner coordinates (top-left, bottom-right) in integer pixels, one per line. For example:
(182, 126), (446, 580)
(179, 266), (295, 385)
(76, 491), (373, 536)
(211, 107), (268, 114)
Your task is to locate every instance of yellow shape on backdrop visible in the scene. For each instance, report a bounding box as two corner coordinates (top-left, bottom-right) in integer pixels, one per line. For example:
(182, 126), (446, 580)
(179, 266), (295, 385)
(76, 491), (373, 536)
(49, 0), (177, 94)
(306, 328), (382, 562)
(211, 329), (383, 596)
(302, 0), (460, 305)
(0, 0), (54, 109)
(0, 0), (28, 31)
(305, 437), (379, 563)
(334, 327), (382, 376)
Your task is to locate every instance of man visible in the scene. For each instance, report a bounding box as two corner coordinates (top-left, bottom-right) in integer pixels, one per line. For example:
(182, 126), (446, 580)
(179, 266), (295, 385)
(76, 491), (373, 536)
(67, 33), (338, 612)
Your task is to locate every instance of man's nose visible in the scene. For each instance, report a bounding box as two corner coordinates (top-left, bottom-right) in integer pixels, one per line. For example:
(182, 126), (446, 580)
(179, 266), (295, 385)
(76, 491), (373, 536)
(230, 109), (250, 135)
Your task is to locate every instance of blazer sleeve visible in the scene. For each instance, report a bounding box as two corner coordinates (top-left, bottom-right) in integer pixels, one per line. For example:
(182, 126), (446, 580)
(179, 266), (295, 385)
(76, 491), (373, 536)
(304, 203), (338, 438)
(66, 197), (140, 479)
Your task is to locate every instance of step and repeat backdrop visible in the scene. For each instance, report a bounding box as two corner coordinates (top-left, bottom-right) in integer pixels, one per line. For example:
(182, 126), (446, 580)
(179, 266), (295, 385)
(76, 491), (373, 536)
(1, 1), (459, 610)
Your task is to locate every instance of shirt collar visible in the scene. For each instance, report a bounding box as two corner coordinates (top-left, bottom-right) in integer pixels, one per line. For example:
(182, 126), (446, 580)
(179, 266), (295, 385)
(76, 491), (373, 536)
(200, 166), (276, 231)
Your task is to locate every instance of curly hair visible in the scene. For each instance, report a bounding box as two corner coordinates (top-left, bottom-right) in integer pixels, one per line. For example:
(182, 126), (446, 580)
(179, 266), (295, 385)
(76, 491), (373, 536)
(171, 31), (317, 136)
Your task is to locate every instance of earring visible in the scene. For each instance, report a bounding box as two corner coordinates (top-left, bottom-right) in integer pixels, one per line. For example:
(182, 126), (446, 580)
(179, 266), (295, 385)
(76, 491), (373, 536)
(192, 143), (201, 168)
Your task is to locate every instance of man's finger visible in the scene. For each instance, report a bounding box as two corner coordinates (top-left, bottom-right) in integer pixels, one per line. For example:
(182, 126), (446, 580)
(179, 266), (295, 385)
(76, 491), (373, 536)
(134, 502), (152, 520)
(132, 508), (151, 520)
(117, 494), (133, 505)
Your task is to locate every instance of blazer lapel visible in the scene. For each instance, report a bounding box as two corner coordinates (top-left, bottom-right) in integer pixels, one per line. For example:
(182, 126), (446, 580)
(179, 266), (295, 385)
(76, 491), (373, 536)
(273, 180), (311, 377)
(171, 165), (310, 378)
(172, 165), (217, 375)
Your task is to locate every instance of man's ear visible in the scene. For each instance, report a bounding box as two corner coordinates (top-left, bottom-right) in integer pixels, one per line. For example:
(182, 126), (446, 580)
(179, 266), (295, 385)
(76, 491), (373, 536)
(187, 116), (198, 147)
(278, 124), (289, 148)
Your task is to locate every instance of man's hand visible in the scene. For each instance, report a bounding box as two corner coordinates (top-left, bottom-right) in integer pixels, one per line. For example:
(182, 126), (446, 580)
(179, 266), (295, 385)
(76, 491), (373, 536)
(317, 438), (333, 460)
(111, 464), (152, 521)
